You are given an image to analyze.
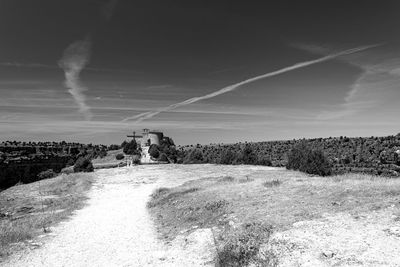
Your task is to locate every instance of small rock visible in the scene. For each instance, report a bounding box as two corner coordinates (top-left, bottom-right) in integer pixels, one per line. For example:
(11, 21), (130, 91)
(385, 227), (400, 237)
(321, 250), (335, 258)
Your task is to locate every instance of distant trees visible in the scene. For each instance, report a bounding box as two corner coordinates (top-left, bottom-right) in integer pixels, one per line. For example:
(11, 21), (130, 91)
(219, 149), (237, 164)
(122, 140), (141, 155)
(108, 144), (120, 151)
(183, 149), (204, 164)
(180, 144), (272, 166)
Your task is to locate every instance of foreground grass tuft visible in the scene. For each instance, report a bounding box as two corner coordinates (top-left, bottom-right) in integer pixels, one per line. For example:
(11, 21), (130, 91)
(217, 222), (277, 267)
(263, 179), (282, 187)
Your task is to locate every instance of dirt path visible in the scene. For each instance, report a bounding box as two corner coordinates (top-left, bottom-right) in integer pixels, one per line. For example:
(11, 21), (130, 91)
(2, 166), (216, 267)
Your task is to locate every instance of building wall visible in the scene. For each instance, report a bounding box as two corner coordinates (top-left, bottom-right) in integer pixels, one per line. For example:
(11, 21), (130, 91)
(148, 132), (163, 146)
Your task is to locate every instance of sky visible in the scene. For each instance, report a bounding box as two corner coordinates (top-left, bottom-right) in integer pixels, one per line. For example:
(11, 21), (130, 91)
(0, 0), (399, 145)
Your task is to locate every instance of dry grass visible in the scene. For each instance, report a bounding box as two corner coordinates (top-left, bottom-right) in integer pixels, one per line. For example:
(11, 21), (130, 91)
(148, 168), (400, 265)
(0, 172), (94, 258)
(92, 149), (126, 168)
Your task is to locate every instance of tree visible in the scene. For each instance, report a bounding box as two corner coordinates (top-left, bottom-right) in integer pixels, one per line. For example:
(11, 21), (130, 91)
(73, 157), (94, 173)
(123, 140), (140, 155)
(183, 149), (204, 164)
(149, 144), (160, 158)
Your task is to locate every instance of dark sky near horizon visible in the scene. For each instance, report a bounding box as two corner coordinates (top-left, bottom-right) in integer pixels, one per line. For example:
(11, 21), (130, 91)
(0, 0), (399, 144)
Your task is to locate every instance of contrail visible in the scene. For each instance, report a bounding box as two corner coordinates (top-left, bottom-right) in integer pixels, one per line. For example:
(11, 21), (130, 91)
(122, 44), (381, 123)
(58, 37), (93, 120)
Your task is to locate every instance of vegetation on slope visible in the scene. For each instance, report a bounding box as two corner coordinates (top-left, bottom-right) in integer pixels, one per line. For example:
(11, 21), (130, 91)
(178, 134), (400, 176)
(0, 141), (109, 190)
(148, 168), (400, 265)
(286, 142), (332, 176)
(0, 172), (94, 259)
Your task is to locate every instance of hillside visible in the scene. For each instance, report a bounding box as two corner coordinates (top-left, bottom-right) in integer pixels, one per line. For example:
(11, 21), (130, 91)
(179, 134), (400, 176)
(0, 141), (109, 190)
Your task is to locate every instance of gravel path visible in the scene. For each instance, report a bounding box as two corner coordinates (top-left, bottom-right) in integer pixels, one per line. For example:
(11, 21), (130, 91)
(2, 166), (216, 267)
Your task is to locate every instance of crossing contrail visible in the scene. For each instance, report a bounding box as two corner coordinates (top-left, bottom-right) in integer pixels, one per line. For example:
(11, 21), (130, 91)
(122, 44), (381, 123)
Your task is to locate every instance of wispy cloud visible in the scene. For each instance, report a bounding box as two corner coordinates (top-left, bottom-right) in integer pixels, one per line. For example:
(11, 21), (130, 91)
(295, 42), (400, 120)
(123, 44), (381, 123)
(58, 37), (93, 120)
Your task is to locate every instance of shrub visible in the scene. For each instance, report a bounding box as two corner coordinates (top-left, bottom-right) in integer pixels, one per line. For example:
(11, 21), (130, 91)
(132, 155), (141, 164)
(183, 149), (204, 164)
(66, 158), (75, 167)
(205, 199), (229, 212)
(263, 179), (281, 187)
(122, 139), (140, 155)
(286, 142), (332, 176)
(73, 157), (94, 173)
(219, 149), (237, 164)
(37, 169), (56, 180)
(217, 222), (275, 266)
(149, 144), (160, 158)
(158, 153), (168, 162)
(257, 155), (272, 166)
(108, 144), (120, 151)
(98, 149), (107, 158)
(115, 153), (125, 160)
(238, 145), (258, 164)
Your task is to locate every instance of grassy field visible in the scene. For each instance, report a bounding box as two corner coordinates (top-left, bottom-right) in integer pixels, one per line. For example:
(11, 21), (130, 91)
(0, 172), (95, 258)
(148, 167), (400, 266)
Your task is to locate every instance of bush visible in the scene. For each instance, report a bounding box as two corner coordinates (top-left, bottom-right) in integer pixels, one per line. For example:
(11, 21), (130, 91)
(37, 169), (56, 180)
(122, 140), (140, 155)
(115, 153), (125, 160)
(263, 179), (281, 187)
(66, 158), (75, 167)
(132, 155), (141, 164)
(219, 149), (237, 164)
(218, 222), (275, 266)
(73, 157), (94, 173)
(98, 149), (107, 158)
(238, 145), (258, 164)
(149, 144), (160, 158)
(108, 144), (120, 151)
(183, 149), (204, 164)
(256, 155), (272, 166)
(158, 153), (168, 162)
(286, 142), (332, 176)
